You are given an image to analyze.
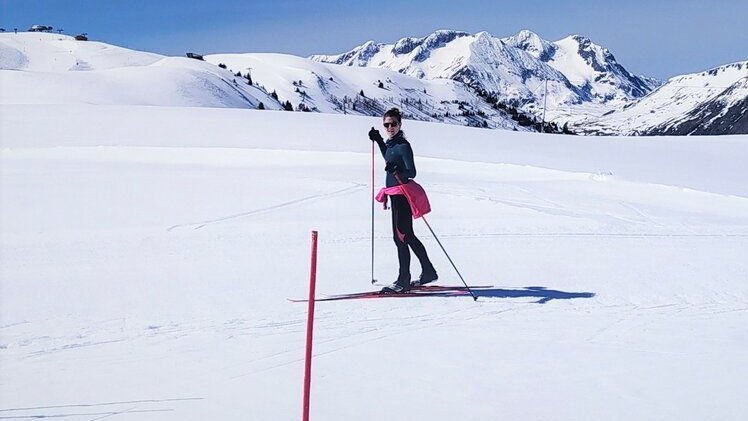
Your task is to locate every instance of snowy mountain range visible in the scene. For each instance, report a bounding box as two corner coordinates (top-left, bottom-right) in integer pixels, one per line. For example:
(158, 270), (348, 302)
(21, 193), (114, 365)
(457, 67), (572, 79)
(2, 30), (745, 135)
(311, 29), (659, 109)
(311, 29), (746, 135)
(579, 61), (748, 135)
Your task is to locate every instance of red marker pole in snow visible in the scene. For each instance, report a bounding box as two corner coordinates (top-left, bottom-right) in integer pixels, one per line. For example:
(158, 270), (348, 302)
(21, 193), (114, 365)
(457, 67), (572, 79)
(302, 231), (318, 421)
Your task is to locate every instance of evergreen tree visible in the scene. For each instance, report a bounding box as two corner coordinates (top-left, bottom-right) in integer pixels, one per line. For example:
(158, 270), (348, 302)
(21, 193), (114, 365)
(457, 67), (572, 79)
(258, 102), (265, 110)
(283, 101), (294, 111)
(562, 122), (575, 135)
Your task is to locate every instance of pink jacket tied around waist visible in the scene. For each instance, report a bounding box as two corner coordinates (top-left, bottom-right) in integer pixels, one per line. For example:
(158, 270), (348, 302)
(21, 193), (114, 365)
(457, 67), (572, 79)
(376, 180), (431, 219)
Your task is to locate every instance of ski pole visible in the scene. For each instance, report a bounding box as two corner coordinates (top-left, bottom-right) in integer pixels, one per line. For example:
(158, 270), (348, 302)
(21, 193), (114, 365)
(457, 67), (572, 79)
(393, 173), (477, 301)
(419, 216), (477, 301)
(371, 141), (376, 284)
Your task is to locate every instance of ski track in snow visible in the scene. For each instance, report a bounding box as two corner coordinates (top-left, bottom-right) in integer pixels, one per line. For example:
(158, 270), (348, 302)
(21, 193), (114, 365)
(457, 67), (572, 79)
(166, 183), (365, 231)
(228, 303), (509, 378)
(0, 398), (204, 421)
(6, 297), (743, 376)
(426, 182), (719, 228)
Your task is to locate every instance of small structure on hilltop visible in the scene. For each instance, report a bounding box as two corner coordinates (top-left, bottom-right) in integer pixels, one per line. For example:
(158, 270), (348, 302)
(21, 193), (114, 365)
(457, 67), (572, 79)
(29, 25), (54, 32)
(75, 33), (88, 41)
(186, 53), (204, 61)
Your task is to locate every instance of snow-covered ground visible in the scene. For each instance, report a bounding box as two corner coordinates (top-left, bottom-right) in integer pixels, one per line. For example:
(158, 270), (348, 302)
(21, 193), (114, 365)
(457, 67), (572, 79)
(0, 33), (277, 110)
(2, 103), (748, 420)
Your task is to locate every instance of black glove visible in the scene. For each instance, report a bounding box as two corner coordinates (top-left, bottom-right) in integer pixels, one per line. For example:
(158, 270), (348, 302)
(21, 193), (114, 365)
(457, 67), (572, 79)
(368, 127), (383, 143)
(384, 162), (398, 173)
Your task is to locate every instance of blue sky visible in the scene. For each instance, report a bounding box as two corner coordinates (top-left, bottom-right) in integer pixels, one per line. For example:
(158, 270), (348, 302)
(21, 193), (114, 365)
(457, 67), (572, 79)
(1, 0), (746, 79)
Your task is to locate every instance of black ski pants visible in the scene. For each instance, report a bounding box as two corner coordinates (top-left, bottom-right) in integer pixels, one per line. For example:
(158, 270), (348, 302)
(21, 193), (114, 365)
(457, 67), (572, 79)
(390, 195), (434, 281)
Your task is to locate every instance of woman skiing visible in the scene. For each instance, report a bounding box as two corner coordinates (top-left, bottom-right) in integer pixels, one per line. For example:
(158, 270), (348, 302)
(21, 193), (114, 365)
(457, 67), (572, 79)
(369, 108), (438, 293)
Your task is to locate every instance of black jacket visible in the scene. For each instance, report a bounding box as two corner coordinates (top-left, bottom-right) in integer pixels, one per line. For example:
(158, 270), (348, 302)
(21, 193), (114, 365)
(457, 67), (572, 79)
(375, 131), (416, 187)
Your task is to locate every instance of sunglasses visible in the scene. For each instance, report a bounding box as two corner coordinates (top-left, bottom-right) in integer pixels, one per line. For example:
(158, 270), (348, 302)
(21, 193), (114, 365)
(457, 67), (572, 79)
(383, 122), (399, 128)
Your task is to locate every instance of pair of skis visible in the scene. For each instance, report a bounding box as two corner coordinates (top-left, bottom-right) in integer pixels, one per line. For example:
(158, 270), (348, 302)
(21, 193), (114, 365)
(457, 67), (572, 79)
(288, 284), (491, 302)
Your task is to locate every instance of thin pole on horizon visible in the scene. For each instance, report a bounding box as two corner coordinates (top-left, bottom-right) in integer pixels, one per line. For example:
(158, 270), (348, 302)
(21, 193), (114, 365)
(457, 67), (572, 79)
(541, 78), (548, 133)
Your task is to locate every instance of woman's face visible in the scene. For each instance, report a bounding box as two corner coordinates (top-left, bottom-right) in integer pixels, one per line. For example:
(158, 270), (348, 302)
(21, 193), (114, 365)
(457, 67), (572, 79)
(383, 116), (400, 139)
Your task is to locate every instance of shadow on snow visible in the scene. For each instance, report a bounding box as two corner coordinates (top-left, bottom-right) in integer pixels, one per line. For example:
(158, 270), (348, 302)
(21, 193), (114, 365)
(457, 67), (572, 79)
(466, 286), (595, 304)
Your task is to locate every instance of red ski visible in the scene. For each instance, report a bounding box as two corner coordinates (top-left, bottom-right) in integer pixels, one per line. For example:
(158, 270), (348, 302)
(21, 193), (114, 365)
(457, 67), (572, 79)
(288, 285), (492, 302)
